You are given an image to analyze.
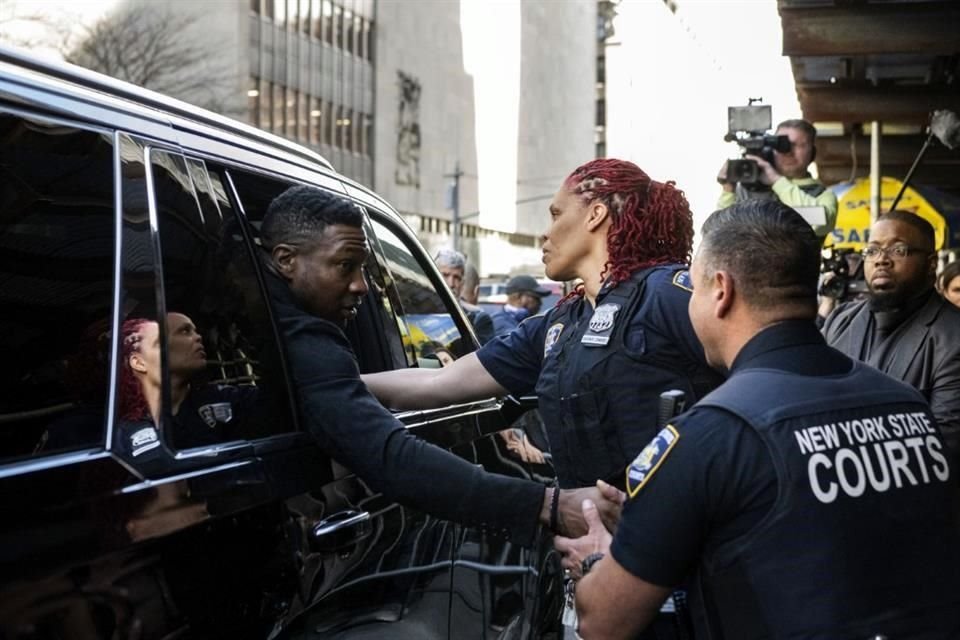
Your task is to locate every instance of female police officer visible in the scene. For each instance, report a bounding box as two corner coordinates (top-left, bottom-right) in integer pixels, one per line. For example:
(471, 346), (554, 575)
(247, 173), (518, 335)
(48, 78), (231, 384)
(364, 158), (722, 490)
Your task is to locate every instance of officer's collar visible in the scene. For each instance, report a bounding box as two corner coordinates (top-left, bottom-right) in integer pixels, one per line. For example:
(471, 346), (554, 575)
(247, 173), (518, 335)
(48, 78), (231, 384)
(730, 320), (825, 373)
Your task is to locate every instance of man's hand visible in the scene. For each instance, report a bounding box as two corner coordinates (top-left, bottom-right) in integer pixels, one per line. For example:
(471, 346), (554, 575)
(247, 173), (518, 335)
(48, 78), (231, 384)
(745, 154), (781, 186)
(555, 480), (624, 537)
(554, 498), (613, 579)
(716, 160), (735, 192)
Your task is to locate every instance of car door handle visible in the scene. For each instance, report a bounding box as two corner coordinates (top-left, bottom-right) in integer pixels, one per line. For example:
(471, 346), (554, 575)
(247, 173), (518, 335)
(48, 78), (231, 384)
(310, 510), (372, 552)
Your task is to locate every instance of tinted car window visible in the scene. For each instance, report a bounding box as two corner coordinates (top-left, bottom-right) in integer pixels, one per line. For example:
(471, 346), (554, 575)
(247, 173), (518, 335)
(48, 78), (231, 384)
(113, 145), (297, 459)
(0, 113), (115, 462)
(369, 220), (469, 365)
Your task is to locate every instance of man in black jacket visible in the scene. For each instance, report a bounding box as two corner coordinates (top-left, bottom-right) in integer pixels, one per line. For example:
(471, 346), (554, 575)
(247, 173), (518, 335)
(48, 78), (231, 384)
(823, 210), (960, 471)
(259, 185), (616, 545)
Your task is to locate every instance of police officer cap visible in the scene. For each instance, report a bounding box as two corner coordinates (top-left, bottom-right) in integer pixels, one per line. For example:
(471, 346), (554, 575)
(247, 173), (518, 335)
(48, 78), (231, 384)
(506, 275), (550, 297)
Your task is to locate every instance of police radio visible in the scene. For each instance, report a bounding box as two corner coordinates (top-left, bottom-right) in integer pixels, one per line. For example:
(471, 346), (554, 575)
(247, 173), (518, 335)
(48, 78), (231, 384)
(657, 389), (687, 429)
(657, 389), (695, 640)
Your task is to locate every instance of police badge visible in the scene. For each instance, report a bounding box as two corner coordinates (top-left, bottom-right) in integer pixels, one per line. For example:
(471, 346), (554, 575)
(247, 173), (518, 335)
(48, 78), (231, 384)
(198, 402), (234, 428)
(581, 303), (620, 346)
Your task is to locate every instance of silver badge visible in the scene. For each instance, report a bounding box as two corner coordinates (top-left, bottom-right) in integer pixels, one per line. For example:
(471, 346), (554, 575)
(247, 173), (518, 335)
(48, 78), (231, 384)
(588, 303), (620, 333)
(198, 402), (233, 428)
(130, 427), (160, 457)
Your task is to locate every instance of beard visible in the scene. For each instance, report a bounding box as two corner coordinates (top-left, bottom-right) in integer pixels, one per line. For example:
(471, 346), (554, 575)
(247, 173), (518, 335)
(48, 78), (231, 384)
(868, 287), (909, 311)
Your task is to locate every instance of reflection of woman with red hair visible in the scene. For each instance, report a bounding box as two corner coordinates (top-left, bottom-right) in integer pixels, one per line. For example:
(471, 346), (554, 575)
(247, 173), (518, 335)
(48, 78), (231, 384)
(117, 313), (254, 462)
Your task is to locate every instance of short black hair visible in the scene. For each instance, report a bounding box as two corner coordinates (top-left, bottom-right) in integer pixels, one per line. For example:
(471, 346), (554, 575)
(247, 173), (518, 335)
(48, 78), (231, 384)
(776, 118), (817, 143)
(876, 210), (936, 251)
(261, 185), (363, 250)
(699, 199), (821, 310)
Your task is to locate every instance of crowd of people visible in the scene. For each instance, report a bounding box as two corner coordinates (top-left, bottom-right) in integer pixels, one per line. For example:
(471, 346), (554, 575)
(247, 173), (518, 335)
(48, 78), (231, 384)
(117, 117), (960, 638)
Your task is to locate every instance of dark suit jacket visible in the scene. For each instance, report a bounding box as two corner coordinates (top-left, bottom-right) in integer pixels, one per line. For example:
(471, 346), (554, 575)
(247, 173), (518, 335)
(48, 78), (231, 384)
(822, 291), (960, 468)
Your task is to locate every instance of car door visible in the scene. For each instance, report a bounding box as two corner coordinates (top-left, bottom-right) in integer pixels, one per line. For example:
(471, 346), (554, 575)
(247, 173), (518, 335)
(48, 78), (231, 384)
(358, 201), (563, 639)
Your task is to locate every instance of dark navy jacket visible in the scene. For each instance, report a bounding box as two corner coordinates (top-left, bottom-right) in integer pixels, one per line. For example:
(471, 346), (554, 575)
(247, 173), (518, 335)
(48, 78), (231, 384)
(613, 321), (960, 639)
(478, 265), (722, 488)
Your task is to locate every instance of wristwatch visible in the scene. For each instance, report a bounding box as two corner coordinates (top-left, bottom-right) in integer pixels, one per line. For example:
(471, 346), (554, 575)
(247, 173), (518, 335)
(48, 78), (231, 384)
(580, 552), (605, 577)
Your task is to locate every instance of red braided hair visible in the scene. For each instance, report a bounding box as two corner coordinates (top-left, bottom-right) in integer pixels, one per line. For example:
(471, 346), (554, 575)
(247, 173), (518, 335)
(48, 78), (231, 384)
(563, 158), (693, 289)
(118, 317), (154, 422)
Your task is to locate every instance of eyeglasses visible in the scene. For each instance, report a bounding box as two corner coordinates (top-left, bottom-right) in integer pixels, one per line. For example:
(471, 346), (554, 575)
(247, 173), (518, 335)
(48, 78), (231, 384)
(861, 244), (930, 261)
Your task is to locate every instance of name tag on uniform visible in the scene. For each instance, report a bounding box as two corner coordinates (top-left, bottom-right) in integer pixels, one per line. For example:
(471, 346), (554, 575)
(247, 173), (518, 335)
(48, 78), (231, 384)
(581, 303), (619, 347)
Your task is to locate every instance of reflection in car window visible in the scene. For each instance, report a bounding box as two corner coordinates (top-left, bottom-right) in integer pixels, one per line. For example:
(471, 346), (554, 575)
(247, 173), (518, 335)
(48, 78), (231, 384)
(0, 114), (115, 462)
(113, 148), (297, 455)
(368, 221), (467, 363)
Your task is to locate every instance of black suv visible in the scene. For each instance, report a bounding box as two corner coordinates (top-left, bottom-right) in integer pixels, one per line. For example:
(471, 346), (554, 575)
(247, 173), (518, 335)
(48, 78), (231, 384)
(0, 48), (560, 639)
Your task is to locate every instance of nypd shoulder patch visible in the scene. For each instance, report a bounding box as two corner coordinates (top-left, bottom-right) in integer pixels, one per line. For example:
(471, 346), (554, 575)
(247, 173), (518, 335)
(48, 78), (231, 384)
(625, 425), (680, 498)
(544, 322), (564, 356)
(671, 270), (693, 293)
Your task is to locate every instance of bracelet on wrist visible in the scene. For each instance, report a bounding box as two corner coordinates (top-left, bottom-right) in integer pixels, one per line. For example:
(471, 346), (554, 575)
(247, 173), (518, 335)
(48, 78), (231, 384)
(549, 485), (560, 533)
(581, 552), (605, 577)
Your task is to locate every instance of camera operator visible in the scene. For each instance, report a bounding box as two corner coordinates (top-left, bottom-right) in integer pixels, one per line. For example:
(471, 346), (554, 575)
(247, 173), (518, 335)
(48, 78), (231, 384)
(717, 119), (838, 242)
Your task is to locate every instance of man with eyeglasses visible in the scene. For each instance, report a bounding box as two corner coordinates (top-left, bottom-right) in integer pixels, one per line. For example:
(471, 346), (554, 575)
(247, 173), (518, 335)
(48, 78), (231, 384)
(823, 210), (960, 471)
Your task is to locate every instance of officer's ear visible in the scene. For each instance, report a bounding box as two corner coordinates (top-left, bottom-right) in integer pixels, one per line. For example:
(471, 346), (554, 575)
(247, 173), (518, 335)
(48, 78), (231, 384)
(713, 270), (735, 319)
(584, 201), (610, 233)
(271, 243), (298, 280)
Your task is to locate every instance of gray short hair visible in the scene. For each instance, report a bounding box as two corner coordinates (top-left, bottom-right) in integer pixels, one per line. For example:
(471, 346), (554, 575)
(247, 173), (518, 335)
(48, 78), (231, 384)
(434, 248), (466, 270)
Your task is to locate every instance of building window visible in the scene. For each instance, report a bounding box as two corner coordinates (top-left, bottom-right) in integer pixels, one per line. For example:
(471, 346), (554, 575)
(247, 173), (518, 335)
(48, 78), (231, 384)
(309, 96), (321, 146)
(363, 112), (373, 157)
(335, 104), (345, 149)
(344, 8), (354, 54)
(311, 0), (321, 38)
(259, 77), (271, 130)
(251, 0), (260, 14)
(333, 4), (343, 49)
(248, 76), (259, 127)
(272, 83), (284, 134)
(273, 0), (286, 26)
(285, 86), (296, 138)
(362, 19), (372, 61)
(297, 90), (308, 142)
(300, 0), (310, 34)
(322, 0), (333, 44)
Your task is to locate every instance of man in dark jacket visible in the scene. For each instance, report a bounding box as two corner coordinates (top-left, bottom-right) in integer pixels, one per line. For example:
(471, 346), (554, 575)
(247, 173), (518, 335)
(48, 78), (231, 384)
(258, 185), (616, 545)
(823, 210), (960, 470)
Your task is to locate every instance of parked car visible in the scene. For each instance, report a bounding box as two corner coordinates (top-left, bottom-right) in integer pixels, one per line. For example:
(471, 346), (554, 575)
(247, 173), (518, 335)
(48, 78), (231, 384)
(0, 47), (560, 639)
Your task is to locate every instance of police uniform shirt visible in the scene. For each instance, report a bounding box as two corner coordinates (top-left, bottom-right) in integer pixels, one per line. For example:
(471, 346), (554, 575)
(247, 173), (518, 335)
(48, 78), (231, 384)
(610, 321), (841, 586)
(477, 266), (711, 400)
(612, 320), (960, 637)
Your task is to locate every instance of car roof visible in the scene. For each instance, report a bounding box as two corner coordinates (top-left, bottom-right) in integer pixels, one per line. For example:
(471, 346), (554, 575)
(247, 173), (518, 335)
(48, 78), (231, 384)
(0, 45), (334, 172)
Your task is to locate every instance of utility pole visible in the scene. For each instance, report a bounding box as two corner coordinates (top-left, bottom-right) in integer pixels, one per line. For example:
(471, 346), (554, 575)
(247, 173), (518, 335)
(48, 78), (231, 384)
(444, 160), (464, 252)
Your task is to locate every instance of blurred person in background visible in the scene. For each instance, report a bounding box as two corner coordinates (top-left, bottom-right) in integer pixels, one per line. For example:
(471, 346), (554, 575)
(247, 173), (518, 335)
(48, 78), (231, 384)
(490, 274), (551, 336)
(434, 248), (494, 344)
(938, 259), (960, 308)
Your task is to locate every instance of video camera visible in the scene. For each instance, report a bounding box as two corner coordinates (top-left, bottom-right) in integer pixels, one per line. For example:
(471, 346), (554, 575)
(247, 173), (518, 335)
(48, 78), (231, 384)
(819, 247), (869, 302)
(723, 103), (792, 187)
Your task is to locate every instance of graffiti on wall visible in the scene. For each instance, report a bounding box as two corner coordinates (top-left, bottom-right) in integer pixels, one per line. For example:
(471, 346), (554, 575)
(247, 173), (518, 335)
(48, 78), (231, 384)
(395, 71), (421, 188)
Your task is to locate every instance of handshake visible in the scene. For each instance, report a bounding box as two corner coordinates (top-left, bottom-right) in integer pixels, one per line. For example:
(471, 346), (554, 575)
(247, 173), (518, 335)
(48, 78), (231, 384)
(551, 479), (626, 577)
